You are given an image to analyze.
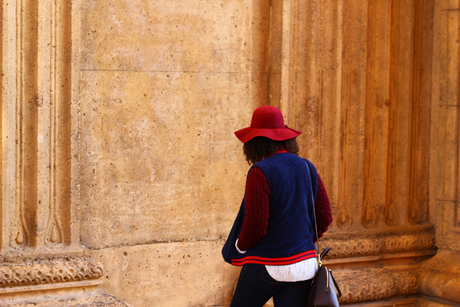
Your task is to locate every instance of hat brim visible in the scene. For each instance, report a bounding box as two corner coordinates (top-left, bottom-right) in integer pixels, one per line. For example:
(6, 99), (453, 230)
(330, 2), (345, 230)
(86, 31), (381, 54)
(234, 125), (302, 143)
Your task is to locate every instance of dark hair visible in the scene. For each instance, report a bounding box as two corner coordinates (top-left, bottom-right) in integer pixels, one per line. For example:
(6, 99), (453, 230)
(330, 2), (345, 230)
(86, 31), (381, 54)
(243, 137), (300, 164)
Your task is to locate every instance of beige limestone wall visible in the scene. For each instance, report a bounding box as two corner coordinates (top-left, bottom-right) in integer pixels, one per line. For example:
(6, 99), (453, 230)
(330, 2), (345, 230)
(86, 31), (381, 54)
(86, 241), (239, 306)
(75, 0), (460, 306)
(2, 0), (459, 306)
(77, 1), (268, 306)
(0, 0), (130, 305)
(78, 0), (264, 248)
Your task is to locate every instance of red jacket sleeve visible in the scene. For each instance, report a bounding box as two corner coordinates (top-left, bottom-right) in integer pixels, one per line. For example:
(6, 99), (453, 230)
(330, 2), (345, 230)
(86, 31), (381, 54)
(315, 173), (333, 240)
(236, 167), (270, 251)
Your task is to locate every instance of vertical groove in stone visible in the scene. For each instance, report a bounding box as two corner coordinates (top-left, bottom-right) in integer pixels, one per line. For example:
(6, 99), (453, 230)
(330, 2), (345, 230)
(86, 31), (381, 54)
(47, 0), (62, 247)
(57, 0), (73, 246)
(267, 0), (282, 107)
(362, 0), (391, 228)
(454, 1), (460, 229)
(316, 0), (343, 230)
(407, 0), (434, 225)
(12, 0), (39, 249)
(438, 3), (459, 204)
(336, 0), (367, 229)
(44, 0), (72, 248)
(452, 0), (460, 229)
(301, 0), (319, 161)
(45, 0), (62, 247)
(385, 0), (414, 227)
(251, 0), (270, 108)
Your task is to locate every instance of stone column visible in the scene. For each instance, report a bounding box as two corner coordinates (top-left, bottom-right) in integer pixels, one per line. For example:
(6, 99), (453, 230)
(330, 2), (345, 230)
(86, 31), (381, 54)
(0, 1), (130, 305)
(419, 0), (460, 305)
(268, 0), (439, 305)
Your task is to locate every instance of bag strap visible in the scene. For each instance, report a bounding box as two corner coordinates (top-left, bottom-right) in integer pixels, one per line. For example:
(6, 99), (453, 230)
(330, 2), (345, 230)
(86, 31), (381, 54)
(305, 160), (322, 267)
(305, 161), (342, 298)
(329, 269), (342, 297)
(320, 246), (330, 260)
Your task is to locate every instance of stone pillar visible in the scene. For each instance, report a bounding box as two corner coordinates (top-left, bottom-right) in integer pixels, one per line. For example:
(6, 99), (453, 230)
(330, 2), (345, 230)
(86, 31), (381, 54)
(267, 0), (447, 305)
(419, 0), (460, 305)
(0, 1), (130, 305)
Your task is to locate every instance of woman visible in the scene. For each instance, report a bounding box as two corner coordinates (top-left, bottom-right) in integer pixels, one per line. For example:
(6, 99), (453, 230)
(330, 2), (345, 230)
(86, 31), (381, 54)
(222, 105), (333, 307)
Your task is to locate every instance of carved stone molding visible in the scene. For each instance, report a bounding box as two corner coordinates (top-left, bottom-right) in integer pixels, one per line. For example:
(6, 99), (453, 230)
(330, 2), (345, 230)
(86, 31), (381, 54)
(2, 0), (74, 252)
(0, 291), (134, 307)
(0, 258), (104, 288)
(336, 269), (419, 304)
(322, 230), (436, 259)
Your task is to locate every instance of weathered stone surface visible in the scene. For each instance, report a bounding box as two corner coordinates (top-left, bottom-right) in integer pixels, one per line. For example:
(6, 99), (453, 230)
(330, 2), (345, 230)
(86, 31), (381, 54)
(80, 0), (255, 72)
(1, 0), (460, 306)
(420, 250), (460, 304)
(78, 69), (251, 249)
(77, 0), (269, 252)
(86, 240), (239, 307)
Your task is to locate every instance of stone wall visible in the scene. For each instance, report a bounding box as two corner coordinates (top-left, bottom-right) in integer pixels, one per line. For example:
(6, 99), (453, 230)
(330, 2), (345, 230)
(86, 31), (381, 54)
(1, 0), (460, 306)
(0, 0), (130, 305)
(77, 0), (262, 305)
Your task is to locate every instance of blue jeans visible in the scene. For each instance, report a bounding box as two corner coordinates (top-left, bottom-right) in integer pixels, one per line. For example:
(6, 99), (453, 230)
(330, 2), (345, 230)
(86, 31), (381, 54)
(230, 264), (313, 307)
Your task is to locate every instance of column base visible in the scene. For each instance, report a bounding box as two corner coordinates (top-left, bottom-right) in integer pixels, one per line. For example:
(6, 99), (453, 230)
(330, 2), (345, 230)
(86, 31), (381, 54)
(419, 249), (460, 305)
(0, 257), (132, 306)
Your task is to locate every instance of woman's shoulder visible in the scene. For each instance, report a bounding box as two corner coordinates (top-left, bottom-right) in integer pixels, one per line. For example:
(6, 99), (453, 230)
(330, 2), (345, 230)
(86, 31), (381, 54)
(255, 153), (311, 171)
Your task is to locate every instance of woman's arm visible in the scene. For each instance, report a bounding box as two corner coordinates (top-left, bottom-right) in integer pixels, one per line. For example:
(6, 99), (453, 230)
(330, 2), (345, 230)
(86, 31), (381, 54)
(236, 167), (270, 252)
(315, 174), (333, 240)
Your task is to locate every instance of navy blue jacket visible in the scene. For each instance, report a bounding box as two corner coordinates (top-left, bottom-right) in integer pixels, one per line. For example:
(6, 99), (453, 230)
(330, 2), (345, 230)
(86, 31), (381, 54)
(222, 153), (319, 266)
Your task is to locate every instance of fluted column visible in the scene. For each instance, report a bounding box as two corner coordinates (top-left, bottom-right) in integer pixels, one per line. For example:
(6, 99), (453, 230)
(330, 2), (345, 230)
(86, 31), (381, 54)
(267, 0), (438, 305)
(419, 0), (460, 304)
(0, 1), (129, 305)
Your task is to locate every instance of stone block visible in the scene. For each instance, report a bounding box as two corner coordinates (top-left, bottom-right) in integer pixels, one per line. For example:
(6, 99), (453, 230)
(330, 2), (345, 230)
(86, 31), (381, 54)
(87, 240), (239, 307)
(78, 69), (253, 249)
(80, 0), (254, 72)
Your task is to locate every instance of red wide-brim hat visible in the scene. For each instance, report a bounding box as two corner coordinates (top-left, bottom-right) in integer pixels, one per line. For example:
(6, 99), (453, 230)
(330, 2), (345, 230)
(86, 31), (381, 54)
(234, 105), (302, 143)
